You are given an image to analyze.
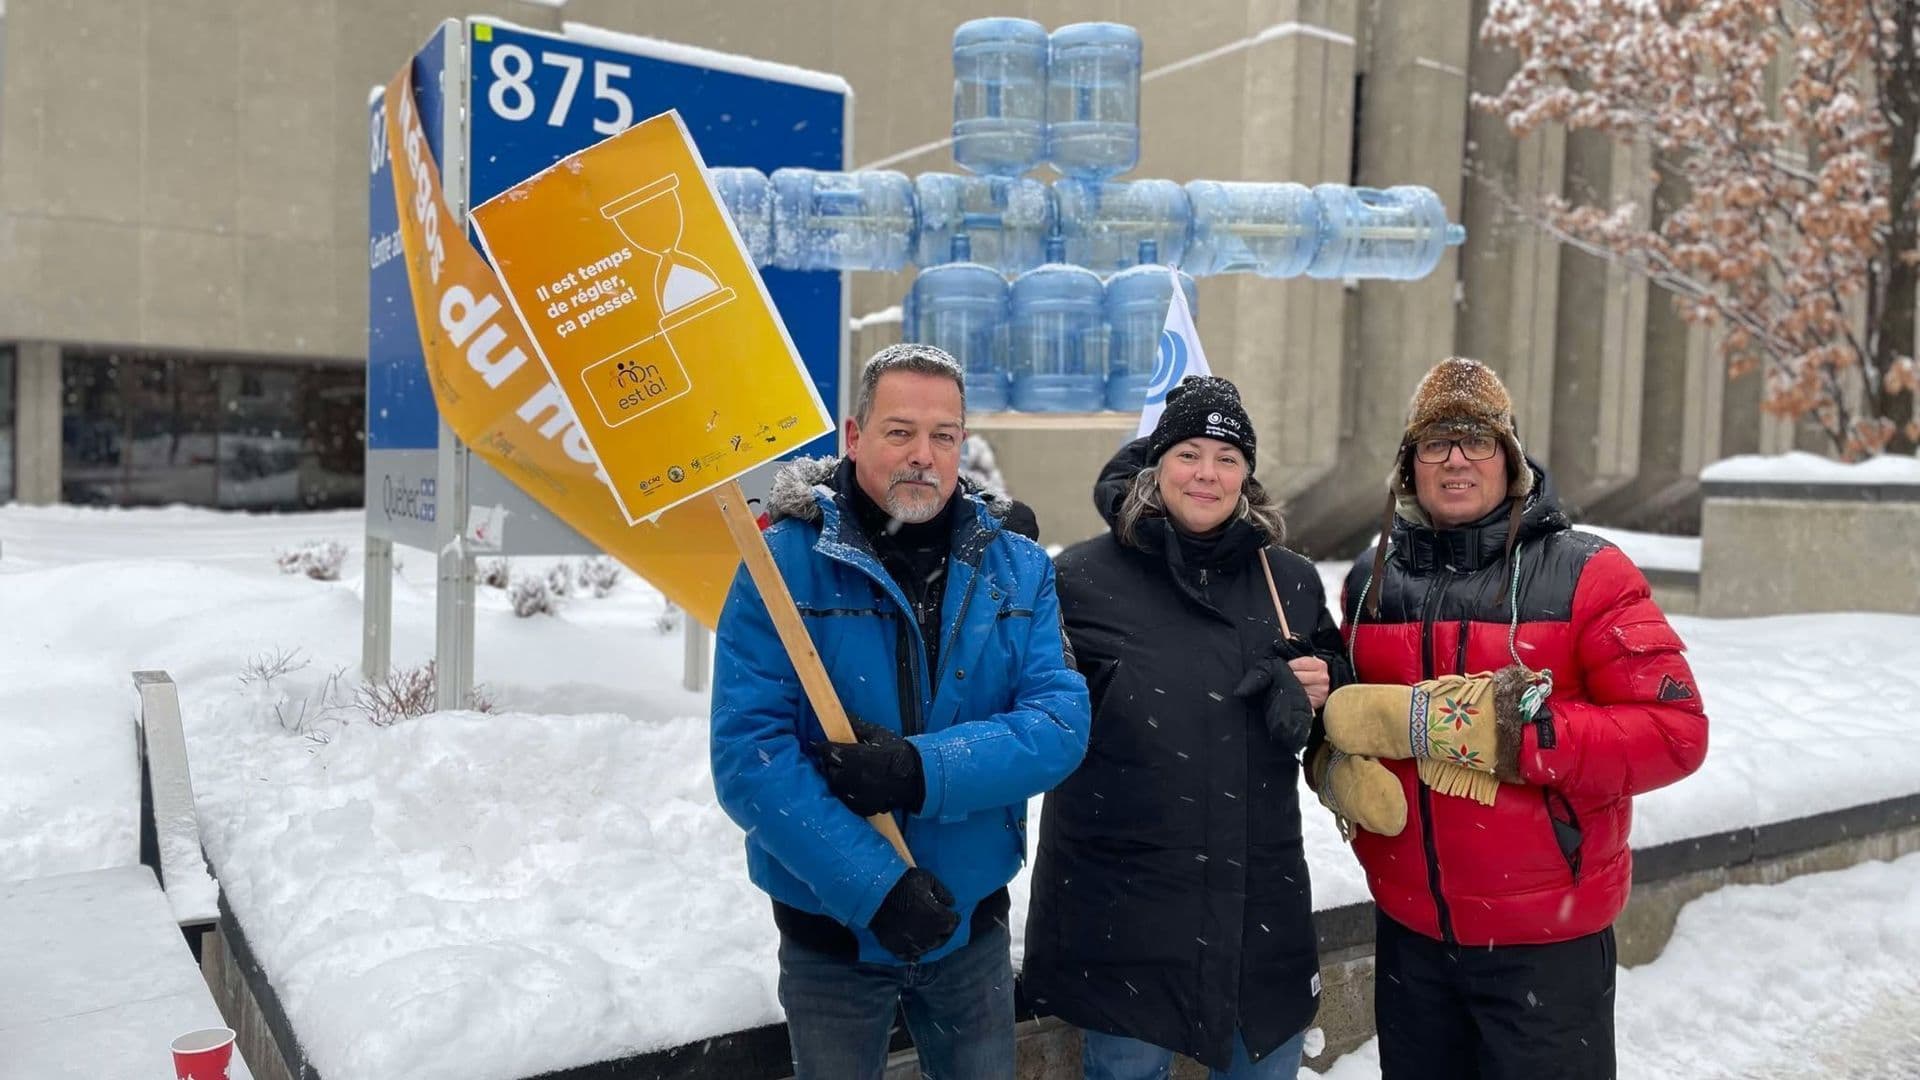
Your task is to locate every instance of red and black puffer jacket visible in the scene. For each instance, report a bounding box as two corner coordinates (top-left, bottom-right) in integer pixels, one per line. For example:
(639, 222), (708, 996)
(1340, 463), (1708, 946)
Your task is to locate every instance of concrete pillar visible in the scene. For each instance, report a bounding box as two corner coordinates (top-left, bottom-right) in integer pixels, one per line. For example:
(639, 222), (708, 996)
(1223, 0), (1360, 504)
(1718, 358), (1765, 458)
(1284, 0), (1474, 557)
(1548, 130), (1652, 515)
(1456, 0), (1564, 450)
(12, 341), (62, 505)
(1581, 146), (1730, 532)
(1587, 302), (1725, 533)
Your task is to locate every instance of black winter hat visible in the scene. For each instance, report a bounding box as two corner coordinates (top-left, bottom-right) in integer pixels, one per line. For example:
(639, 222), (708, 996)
(1148, 376), (1257, 472)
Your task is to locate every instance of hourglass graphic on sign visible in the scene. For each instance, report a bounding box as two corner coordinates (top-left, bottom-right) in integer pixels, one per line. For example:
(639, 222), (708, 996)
(603, 175), (738, 329)
(577, 174), (741, 429)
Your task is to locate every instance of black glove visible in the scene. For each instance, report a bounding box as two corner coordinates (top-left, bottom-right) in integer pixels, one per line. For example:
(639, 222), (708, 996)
(1233, 637), (1315, 755)
(817, 719), (926, 817)
(867, 867), (960, 961)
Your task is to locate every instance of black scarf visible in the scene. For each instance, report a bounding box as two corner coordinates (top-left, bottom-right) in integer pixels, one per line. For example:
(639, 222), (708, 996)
(841, 463), (956, 672)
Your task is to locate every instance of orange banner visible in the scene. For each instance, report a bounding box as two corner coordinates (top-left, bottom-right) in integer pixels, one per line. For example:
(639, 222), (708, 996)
(469, 111), (831, 522)
(383, 63), (739, 629)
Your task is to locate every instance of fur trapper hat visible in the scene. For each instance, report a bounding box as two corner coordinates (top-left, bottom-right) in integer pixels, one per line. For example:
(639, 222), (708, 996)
(1388, 357), (1533, 500)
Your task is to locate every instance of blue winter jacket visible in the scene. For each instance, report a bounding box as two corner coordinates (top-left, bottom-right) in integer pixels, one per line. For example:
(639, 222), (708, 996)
(711, 457), (1091, 965)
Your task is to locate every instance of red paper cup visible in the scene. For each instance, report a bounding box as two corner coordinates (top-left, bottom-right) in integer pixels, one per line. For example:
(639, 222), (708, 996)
(171, 1027), (237, 1079)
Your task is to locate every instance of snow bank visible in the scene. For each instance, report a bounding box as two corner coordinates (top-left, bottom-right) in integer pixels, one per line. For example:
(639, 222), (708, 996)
(4, 505), (1918, 1079)
(1701, 451), (1920, 486)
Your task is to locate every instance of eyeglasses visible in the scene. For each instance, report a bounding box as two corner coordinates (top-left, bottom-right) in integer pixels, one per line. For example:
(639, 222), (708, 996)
(1414, 434), (1500, 464)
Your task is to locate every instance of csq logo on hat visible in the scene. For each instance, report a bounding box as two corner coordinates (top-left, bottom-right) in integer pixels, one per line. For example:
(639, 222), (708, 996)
(1204, 409), (1242, 441)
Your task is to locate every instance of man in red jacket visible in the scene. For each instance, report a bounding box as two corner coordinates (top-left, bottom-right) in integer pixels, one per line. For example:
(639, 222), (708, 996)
(1315, 357), (1708, 1079)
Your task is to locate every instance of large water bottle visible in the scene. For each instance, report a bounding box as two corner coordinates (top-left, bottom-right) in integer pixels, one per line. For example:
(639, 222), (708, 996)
(769, 168), (917, 273)
(1183, 181), (1321, 278)
(1009, 257), (1107, 412)
(709, 166), (773, 267)
(1053, 178), (1191, 273)
(1306, 184), (1468, 281)
(1046, 23), (1142, 180)
(908, 253), (1011, 411)
(951, 18), (1049, 178)
(1104, 265), (1198, 412)
(913, 172), (1053, 275)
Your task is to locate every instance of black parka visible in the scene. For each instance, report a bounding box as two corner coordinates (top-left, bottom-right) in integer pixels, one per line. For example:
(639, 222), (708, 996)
(1021, 438), (1350, 1070)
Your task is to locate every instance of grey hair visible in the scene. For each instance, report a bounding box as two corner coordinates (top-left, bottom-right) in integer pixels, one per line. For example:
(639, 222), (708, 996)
(853, 343), (967, 425)
(1117, 464), (1287, 548)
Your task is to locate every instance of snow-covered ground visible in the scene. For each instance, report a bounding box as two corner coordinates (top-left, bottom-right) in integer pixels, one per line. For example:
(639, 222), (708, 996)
(2, 507), (1916, 1079)
(1319, 850), (1920, 1080)
(0, 865), (256, 1079)
(1580, 525), (1701, 574)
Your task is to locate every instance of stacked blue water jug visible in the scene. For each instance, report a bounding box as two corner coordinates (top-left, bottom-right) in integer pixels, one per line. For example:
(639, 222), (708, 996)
(710, 18), (1467, 413)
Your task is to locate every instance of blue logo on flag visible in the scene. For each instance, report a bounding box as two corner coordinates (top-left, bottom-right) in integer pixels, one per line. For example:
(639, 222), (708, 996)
(1148, 329), (1187, 405)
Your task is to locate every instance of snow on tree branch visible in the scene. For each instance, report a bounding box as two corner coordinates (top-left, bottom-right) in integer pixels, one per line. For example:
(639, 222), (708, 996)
(1477, 0), (1919, 457)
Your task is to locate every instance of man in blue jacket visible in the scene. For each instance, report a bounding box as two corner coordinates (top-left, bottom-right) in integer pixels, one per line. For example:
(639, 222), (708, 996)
(712, 343), (1092, 1080)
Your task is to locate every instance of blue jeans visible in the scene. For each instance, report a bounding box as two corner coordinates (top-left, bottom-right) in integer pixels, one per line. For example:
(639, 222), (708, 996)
(777, 921), (1015, 1080)
(1082, 1027), (1307, 1080)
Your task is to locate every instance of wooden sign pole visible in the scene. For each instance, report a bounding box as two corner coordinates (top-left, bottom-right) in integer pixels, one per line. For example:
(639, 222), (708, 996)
(710, 480), (915, 866)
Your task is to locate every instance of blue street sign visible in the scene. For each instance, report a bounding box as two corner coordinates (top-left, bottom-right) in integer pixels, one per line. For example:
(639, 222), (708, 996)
(466, 20), (849, 460)
(366, 27), (449, 454)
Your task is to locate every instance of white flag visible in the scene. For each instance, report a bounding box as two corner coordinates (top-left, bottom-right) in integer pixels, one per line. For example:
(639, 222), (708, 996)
(1136, 267), (1212, 438)
(466, 503), (511, 551)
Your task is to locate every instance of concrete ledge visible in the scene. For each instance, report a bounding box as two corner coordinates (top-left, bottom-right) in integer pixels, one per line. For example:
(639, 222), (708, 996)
(205, 895), (308, 1080)
(1700, 491), (1920, 615)
(1700, 481), (1920, 503)
(1640, 566), (1700, 616)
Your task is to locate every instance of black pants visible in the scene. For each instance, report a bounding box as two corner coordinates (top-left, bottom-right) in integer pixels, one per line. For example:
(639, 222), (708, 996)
(1374, 910), (1617, 1080)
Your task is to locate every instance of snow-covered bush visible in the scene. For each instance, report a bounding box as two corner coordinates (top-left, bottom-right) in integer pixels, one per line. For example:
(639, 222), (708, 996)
(578, 556), (622, 598)
(478, 558), (510, 589)
(275, 539), (347, 581)
(235, 648), (351, 735)
(352, 660), (494, 726)
(510, 574), (558, 617)
(655, 602), (683, 634)
(238, 646), (309, 686)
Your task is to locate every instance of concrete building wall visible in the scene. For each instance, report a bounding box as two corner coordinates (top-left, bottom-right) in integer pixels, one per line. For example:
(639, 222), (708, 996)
(1, 0), (1895, 545)
(0, 0), (562, 357)
(11, 341), (61, 505)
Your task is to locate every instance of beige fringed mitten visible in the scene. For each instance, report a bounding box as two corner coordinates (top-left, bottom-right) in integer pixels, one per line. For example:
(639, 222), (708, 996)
(1309, 742), (1407, 839)
(1321, 666), (1540, 806)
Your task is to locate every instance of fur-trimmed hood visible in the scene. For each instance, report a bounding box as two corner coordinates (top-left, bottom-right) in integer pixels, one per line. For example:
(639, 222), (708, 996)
(764, 455), (1015, 526)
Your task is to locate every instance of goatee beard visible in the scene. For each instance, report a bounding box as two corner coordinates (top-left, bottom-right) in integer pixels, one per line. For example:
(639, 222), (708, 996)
(885, 469), (943, 524)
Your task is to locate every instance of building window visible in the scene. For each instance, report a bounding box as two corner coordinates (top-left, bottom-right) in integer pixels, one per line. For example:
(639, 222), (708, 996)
(61, 348), (364, 511)
(1349, 73), (1365, 186)
(0, 345), (15, 503)
(60, 352), (125, 505)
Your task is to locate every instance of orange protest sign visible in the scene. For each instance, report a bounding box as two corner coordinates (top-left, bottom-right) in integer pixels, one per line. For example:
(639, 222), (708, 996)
(382, 63), (739, 629)
(468, 110), (832, 522)
(465, 108), (906, 861)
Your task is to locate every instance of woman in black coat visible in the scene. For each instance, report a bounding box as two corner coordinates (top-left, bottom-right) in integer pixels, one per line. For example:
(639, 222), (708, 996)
(1023, 377), (1350, 1078)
